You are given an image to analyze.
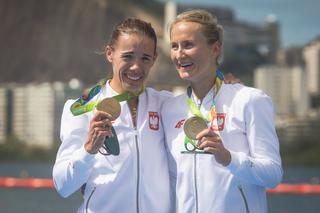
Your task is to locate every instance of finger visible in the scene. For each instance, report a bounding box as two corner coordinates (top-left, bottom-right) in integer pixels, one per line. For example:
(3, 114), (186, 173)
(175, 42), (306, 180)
(196, 128), (219, 140)
(92, 111), (112, 121)
(224, 73), (241, 84)
(89, 128), (112, 145)
(203, 146), (219, 154)
(198, 140), (221, 150)
(91, 120), (112, 129)
(195, 128), (210, 140)
(199, 134), (221, 143)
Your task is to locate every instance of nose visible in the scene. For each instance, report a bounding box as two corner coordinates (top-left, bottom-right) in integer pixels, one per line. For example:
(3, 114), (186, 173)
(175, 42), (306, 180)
(176, 46), (185, 59)
(130, 60), (142, 71)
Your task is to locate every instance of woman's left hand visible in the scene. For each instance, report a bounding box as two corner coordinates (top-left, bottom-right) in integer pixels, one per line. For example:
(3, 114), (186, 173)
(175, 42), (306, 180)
(224, 72), (242, 84)
(196, 128), (231, 166)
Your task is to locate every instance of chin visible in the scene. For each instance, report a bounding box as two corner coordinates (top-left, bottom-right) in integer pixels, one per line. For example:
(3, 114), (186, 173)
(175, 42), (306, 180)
(179, 72), (193, 80)
(124, 84), (143, 93)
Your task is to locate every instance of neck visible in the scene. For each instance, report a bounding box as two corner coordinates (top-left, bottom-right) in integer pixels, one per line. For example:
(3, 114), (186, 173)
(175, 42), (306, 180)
(109, 79), (125, 94)
(190, 70), (217, 100)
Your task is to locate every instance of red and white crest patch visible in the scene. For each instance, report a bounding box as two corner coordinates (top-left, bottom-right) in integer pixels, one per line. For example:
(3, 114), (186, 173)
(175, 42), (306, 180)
(149, 112), (159, 130)
(210, 113), (226, 131)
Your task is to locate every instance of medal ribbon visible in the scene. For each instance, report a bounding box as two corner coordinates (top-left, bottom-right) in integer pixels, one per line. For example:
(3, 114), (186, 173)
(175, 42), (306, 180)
(186, 70), (224, 122)
(184, 70), (224, 151)
(70, 79), (144, 116)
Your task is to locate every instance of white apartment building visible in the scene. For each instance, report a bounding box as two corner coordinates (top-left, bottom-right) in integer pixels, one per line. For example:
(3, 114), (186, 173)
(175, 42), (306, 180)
(254, 65), (309, 118)
(12, 83), (55, 147)
(0, 87), (7, 143)
(303, 39), (320, 96)
(0, 80), (83, 148)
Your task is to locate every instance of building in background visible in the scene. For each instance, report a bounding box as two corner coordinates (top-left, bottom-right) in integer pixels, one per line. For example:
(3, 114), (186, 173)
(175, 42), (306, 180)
(161, 1), (280, 88)
(0, 87), (7, 143)
(303, 38), (320, 108)
(0, 81), (83, 148)
(254, 65), (309, 118)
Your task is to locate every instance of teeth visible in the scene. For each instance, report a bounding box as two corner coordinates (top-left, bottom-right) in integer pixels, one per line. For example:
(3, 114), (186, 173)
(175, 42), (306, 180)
(180, 62), (193, 67)
(127, 75), (141, 80)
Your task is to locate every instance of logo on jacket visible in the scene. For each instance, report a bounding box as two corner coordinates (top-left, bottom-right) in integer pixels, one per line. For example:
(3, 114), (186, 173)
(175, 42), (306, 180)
(149, 112), (159, 130)
(210, 113), (226, 131)
(175, 119), (185, 128)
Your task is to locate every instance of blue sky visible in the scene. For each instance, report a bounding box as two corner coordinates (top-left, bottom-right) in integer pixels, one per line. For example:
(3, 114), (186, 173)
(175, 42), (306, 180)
(157, 0), (320, 48)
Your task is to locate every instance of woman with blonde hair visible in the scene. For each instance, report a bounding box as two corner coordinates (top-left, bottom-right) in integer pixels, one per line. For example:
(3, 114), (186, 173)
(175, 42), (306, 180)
(162, 9), (282, 213)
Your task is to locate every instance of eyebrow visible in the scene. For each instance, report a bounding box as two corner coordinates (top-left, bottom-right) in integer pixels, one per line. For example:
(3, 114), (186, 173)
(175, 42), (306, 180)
(121, 51), (152, 58)
(143, 53), (152, 58)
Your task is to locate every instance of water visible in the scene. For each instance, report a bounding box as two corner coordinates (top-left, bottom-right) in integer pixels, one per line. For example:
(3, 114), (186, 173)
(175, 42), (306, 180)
(0, 162), (320, 213)
(0, 162), (81, 213)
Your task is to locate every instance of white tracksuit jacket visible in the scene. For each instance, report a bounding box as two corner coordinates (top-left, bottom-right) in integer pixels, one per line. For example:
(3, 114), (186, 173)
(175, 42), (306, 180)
(161, 83), (283, 213)
(53, 82), (172, 213)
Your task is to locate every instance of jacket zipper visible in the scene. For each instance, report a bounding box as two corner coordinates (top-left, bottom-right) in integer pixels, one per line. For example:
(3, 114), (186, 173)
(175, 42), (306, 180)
(238, 185), (250, 213)
(135, 132), (140, 213)
(85, 187), (96, 213)
(194, 153), (199, 213)
(128, 100), (140, 213)
(194, 99), (201, 213)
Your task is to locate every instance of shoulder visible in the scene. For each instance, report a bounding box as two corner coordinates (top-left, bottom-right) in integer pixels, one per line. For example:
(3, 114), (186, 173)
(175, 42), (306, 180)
(61, 99), (89, 125)
(162, 93), (186, 112)
(145, 87), (173, 101)
(221, 83), (271, 105)
(60, 99), (90, 140)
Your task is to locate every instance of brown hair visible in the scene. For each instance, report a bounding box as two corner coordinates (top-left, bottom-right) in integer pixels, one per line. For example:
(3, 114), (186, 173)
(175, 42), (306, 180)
(108, 18), (157, 53)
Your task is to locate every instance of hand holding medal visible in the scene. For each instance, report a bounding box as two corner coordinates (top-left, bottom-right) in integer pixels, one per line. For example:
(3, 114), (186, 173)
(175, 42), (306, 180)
(196, 128), (231, 166)
(183, 116), (207, 151)
(84, 97), (122, 156)
(95, 97), (121, 156)
(71, 80), (144, 156)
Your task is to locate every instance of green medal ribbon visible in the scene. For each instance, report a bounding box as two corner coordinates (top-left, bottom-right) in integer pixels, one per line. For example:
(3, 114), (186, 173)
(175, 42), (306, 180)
(70, 79), (144, 156)
(184, 70), (224, 152)
(70, 79), (144, 116)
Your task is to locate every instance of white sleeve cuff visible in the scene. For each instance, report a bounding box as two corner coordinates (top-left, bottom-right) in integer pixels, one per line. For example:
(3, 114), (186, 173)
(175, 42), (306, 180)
(226, 150), (244, 174)
(71, 145), (96, 170)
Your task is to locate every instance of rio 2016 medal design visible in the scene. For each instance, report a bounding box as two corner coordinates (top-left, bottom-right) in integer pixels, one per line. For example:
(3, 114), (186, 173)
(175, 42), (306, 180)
(96, 97), (121, 121)
(183, 116), (207, 140)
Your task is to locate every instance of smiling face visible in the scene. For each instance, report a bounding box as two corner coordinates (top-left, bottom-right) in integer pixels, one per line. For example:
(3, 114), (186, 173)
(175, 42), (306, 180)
(106, 33), (156, 93)
(170, 21), (220, 84)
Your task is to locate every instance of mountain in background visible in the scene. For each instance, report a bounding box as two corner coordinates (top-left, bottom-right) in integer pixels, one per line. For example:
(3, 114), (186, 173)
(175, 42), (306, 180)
(0, 0), (181, 87)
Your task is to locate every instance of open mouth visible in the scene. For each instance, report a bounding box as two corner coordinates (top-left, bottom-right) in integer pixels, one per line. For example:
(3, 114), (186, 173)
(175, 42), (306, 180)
(123, 73), (144, 87)
(178, 62), (193, 69)
(124, 73), (143, 81)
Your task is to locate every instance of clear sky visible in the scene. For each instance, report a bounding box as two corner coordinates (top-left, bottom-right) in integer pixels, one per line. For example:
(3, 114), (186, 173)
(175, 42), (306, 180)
(157, 0), (320, 48)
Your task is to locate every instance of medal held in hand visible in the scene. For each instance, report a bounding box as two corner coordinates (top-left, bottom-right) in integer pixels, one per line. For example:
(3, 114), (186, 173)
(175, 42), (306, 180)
(96, 98), (121, 156)
(100, 127), (120, 156)
(183, 116), (207, 140)
(182, 70), (224, 153)
(96, 97), (121, 121)
(183, 116), (208, 152)
(70, 79), (145, 156)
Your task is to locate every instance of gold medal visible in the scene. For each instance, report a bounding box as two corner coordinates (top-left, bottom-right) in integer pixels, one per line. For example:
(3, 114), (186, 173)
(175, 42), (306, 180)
(183, 116), (207, 140)
(96, 97), (121, 121)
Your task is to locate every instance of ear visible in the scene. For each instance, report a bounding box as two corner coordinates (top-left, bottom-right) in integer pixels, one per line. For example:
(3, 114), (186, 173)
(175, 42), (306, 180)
(105, 45), (113, 63)
(211, 41), (221, 63)
(211, 41), (221, 56)
(152, 51), (158, 65)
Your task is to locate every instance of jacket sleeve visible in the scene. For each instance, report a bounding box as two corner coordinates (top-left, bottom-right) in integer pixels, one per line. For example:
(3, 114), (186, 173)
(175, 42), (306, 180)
(52, 100), (96, 198)
(226, 91), (283, 188)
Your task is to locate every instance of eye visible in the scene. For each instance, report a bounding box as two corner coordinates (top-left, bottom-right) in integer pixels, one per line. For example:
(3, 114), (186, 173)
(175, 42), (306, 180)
(171, 43), (178, 50)
(142, 56), (151, 62)
(121, 54), (133, 61)
(183, 41), (194, 49)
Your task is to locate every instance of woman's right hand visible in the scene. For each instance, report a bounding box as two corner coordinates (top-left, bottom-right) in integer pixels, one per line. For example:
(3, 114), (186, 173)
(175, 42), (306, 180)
(84, 111), (113, 154)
